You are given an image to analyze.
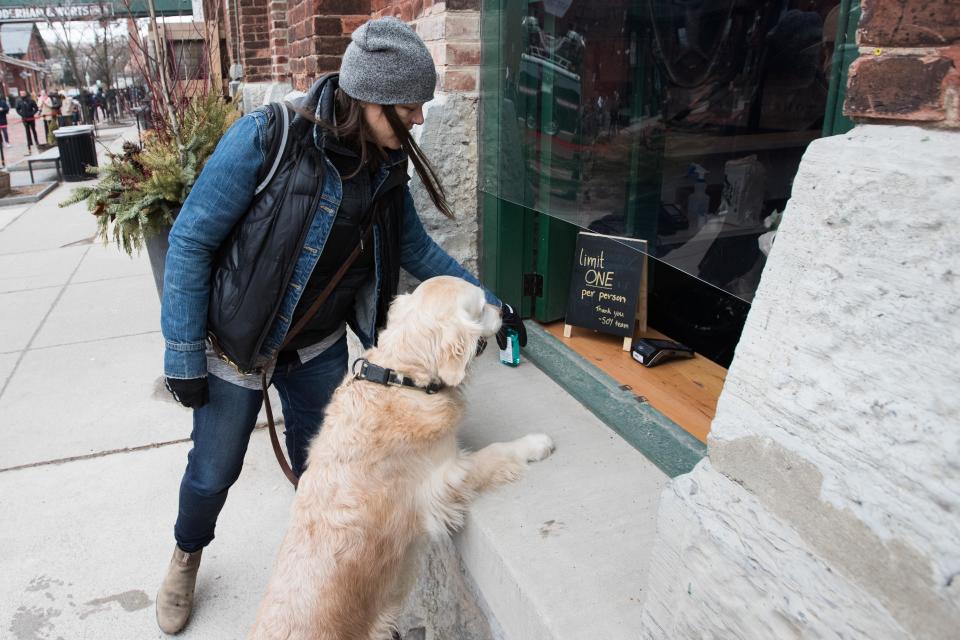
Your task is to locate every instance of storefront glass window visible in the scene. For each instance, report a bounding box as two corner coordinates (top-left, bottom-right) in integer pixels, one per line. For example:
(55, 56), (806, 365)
(481, 0), (846, 304)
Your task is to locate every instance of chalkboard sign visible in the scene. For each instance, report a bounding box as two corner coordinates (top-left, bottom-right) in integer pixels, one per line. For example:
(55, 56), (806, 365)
(564, 232), (648, 350)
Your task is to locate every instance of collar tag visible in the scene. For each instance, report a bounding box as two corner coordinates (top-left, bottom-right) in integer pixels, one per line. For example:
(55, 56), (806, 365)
(359, 360), (391, 385)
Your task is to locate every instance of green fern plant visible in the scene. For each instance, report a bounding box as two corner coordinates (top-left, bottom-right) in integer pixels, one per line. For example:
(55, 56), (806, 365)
(61, 94), (239, 256)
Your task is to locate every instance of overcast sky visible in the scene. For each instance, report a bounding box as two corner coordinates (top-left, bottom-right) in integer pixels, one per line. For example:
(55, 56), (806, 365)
(38, 14), (196, 49)
(38, 19), (128, 48)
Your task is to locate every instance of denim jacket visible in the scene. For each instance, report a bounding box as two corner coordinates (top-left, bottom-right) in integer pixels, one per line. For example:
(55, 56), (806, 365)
(161, 109), (498, 381)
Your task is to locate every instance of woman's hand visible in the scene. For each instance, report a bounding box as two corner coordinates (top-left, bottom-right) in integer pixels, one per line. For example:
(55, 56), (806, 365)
(496, 303), (527, 350)
(165, 377), (209, 409)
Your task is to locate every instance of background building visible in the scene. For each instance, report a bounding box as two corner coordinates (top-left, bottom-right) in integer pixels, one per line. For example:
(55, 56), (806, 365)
(0, 22), (49, 96)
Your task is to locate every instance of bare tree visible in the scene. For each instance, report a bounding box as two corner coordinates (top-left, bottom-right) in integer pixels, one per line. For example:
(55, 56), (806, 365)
(120, 0), (224, 151)
(49, 36), (90, 88)
(45, 1), (95, 89)
(122, 0), (184, 147)
(87, 21), (130, 88)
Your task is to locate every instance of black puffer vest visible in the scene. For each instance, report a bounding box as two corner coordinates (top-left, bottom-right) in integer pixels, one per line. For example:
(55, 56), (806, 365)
(207, 75), (407, 373)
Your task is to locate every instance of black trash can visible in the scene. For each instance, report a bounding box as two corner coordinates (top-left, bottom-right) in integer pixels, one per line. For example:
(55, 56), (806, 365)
(54, 125), (98, 181)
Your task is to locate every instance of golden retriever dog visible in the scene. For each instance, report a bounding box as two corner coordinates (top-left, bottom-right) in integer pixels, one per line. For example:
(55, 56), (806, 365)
(248, 276), (555, 640)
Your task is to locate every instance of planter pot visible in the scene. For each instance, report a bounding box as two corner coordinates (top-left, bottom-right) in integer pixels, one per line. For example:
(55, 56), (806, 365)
(144, 224), (172, 301)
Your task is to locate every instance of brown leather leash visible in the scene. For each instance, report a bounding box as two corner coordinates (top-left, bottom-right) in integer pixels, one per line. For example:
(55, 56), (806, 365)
(261, 222), (373, 488)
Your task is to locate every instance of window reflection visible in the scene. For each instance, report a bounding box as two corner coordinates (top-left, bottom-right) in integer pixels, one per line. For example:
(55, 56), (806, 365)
(483, 0), (843, 303)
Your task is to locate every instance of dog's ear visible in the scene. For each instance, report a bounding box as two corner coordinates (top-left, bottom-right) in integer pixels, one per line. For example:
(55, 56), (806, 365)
(436, 319), (470, 387)
(388, 292), (414, 322)
(379, 293), (413, 346)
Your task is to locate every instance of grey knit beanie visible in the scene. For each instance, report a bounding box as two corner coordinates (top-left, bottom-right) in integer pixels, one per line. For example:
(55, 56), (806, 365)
(339, 17), (437, 105)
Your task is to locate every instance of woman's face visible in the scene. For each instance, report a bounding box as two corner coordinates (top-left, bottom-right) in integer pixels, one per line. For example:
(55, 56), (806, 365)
(362, 102), (425, 150)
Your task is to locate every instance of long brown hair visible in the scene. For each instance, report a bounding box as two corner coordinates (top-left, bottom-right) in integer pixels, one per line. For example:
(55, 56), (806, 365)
(289, 88), (454, 219)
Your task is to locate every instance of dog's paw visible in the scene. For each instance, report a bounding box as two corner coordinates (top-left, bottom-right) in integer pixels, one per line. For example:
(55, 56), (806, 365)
(517, 433), (555, 462)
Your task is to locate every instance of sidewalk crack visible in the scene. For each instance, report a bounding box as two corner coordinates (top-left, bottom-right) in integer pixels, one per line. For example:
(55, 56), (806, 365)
(0, 424), (276, 474)
(0, 245), (90, 401)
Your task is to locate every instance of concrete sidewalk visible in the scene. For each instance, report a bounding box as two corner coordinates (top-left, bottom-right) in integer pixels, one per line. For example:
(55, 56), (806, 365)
(0, 124), (667, 639)
(0, 124), (303, 639)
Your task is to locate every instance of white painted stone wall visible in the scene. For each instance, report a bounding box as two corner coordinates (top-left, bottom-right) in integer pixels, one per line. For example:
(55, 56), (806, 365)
(408, 92), (482, 281)
(239, 81), (296, 115)
(641, 125), (960, 639)
(397, 536), (496, 640)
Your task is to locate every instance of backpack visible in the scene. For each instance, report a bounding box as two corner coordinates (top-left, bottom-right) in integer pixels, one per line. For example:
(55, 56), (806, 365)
(253, 101), (291, 196)
(207, 100), (325, 374)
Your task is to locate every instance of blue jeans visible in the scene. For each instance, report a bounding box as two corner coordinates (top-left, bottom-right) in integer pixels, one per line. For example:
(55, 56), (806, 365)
(174, 335), (347, 552)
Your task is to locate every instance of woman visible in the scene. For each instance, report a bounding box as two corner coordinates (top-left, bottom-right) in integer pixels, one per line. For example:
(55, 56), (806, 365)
(72, 94), (80, 125)
(60, 93), (75, 126)
(15, 90), (39, 153)
(38, 90), (54, 139)
(0, 93), (10, 147)
(155, 17), (525, 635)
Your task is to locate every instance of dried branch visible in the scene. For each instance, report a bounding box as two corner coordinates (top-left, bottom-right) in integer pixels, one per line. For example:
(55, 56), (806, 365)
(145, 0), (182, 149)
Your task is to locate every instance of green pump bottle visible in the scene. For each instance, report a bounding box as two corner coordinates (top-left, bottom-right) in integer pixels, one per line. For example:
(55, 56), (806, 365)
(499, 328), (520, 367)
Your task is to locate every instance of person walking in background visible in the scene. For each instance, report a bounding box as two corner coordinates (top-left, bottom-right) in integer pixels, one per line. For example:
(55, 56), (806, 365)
(0, 94), (10, 147)
(94, 89), (106, 122)
(79, 89), (90, 124)
(106, 88), (118, 120)
(60, 93), (75, 126)
(49, 91), (62, 125)
(38, 90), (54, 139)
(118, 88), (130, 117)
(87, 92), (99, 123)
(15, 90), (39, 154)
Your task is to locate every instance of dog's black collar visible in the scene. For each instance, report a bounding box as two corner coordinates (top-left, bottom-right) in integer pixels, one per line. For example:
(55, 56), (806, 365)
(352, 358), (445, 395)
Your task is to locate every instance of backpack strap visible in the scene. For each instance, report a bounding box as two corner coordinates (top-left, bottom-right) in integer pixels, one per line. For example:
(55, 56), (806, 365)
(254, 101), (290, 196)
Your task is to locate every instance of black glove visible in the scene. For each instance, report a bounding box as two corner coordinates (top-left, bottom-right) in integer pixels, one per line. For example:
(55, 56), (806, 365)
(165, 376), (209, 409)
(496, 303), (527, 350)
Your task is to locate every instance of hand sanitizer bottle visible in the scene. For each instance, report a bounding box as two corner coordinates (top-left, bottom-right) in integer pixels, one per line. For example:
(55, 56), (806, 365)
(499, 328), (521, 367)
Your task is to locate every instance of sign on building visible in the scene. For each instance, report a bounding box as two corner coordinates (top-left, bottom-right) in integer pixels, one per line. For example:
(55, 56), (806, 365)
(563, 232), (648, 351)
(0, 0), (192, 21)
(0, 5), (113, 21)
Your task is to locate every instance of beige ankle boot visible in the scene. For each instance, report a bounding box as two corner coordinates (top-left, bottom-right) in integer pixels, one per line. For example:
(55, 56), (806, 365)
(156, 545), (203, 634)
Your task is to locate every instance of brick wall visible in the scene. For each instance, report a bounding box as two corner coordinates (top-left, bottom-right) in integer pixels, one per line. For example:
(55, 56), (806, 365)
(273, 0), (483, 93)
(845, 0), (960, 127)
(227, 0), (482, 94)
(373, 0), (481, 93)
(285, 0), (370, 91)
(269, 0), (290, 82)
(237, 0), (273, 82)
